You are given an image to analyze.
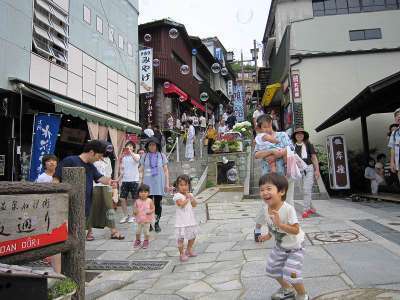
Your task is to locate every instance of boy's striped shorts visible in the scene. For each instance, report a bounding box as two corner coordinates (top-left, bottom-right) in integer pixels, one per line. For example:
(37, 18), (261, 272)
(266, 244), (305, 284)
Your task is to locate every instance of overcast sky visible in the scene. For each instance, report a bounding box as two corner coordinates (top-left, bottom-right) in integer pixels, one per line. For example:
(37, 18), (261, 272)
(138, 0), (271, 64)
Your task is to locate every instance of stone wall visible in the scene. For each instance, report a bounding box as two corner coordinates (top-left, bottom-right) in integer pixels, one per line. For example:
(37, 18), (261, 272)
(207, 152), (248, 186)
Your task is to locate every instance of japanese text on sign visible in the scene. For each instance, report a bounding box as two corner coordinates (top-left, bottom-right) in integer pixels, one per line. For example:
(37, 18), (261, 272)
(139, 49), (153, 94)
(233, 85), (245, 122)
(0, 193), (68, 257)
(291, 73), (301, 99)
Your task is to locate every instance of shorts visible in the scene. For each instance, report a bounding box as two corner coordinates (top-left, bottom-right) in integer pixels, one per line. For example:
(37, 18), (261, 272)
(266, 244), (305, 285)
(120, 182), (138, 199)
(136, 223), (151, 237)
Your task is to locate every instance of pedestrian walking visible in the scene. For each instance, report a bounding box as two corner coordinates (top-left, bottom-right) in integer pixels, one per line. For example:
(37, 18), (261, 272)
(225, 107), (237, 130)
(119, 141), (140, 224)
(389, 108), (400, 182)
(173, 175), (199, 262)
(53, 140), (116, 241)
(252, 104), (264, 129)
(192, 114), (200, 134)
(167, 113), (174, 130)
(139, 137), (171, 232)
(209, 112), (215, 127)
(36, 154), (61, 273)
(257, 173), (308, 300)
(185, 119), (195, 161)
(199, 114), (207, 134)
(206, 124), (217, 154)
(92, 150), (125, 240)
(133, 184), (155, 249)
(217, 119), (227, 136)
(291, 128), (320, 218)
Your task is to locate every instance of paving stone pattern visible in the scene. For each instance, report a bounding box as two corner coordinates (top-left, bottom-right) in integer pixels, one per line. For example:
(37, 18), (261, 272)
(85, 193), (400, 300)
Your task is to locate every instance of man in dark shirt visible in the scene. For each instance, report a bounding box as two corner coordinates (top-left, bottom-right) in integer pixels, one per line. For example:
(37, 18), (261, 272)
(54, 140), (115, 241)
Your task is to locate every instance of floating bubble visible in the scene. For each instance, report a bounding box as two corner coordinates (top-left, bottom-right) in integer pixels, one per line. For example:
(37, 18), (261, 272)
(153, 58), (160, 67)
(211, 63), (221, 74)
(236, 9), (254, 24)
(144, 33), (151, 42)
(163, 82), (170, 89)
(200, 92), (209, 102)
(169, 28), (179, 39)
(179, 95), (186, 102)
(227, 168), (238, 182)
(192, 48), (198, 56)
(180, 64), (190, 75)
(221, 67), (228, 76)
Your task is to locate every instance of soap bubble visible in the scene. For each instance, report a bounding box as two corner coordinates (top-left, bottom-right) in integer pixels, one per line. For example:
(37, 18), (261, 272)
(163, 82), (170, 89)
(192, 48), (198, 56)
(153, 59), (160, 67)
(144, 33), (151, 42)
(200, 92), (209, 102)
(236, 9), (254, 24)
(221, 67), (228, 76)
(169, 28), (179, 39)
(180, 64), (190, 75)
(211, 63), (221, 74)
(227, 168), (238, 182)
(179, 95), (186, 102)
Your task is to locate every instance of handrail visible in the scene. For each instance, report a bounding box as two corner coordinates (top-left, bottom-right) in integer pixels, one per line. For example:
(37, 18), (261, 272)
(166, 137), (178, 160)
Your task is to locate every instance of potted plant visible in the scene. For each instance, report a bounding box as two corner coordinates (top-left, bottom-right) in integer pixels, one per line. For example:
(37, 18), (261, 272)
(48, 278), (77, 300)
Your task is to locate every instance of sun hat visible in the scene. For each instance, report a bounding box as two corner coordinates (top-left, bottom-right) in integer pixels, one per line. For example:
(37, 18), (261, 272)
(145, 136), (162, 152)
(291, 128), (310, 141)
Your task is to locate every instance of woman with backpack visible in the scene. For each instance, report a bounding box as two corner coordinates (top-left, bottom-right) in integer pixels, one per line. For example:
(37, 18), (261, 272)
(291, 128), (320, 219)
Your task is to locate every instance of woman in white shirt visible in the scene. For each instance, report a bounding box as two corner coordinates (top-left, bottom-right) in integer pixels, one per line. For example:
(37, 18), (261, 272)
(217, 119), (228, 136)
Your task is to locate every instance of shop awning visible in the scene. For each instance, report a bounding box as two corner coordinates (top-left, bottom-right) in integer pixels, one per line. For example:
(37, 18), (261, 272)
(163, 83), (188, 101)
(261, 83), (281, 106)
(191, 99), (206, 112)
(10, 79), (141, 133)
(315, 71), (400, 132)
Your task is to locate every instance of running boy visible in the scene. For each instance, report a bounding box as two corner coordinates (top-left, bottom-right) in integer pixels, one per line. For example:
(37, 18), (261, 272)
(133, 184), (155, 249)
(255, 114), (286, 173)
(257, 173), (308, 300)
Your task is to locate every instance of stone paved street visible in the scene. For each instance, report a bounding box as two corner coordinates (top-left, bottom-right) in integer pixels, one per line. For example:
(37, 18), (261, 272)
(85, 189), (400, 300)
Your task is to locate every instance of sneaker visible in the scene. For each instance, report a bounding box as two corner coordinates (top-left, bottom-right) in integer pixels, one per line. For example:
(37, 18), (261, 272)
(302, 211), (310, 219)
(296, 294), (309, 300)
(149, 224), (154, 232)
(154, 223), (161, 232)
(142, 240), (149, 249)
(271, 287), (295, 300)
(127, 216), (135, 223)
(133, 240), (141, 248)
(120, 216), (129, 224)
(180, 254), (189, 262)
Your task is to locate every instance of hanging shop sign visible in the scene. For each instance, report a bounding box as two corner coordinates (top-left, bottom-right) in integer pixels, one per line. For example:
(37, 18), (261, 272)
(233, 85), (245, 122)
(227, 80), (234, 96)
(291, 70), (301, 102)
(326, 135), (350, 190)
(139, 48), (153, 94)
(145, 93), (154, 124)
(0, 193), (68, 257)
(29, 113), (62, 182)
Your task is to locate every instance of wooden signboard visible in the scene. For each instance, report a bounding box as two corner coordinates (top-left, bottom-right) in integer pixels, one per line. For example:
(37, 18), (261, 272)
(0, 193), (68, 257)
(326, 135), (350, 189)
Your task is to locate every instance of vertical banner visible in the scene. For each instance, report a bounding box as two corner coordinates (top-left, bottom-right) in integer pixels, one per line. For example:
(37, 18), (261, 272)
(326, 135), (350, 189)
(29, 113), (61, 182)
(139, 48), (153, 94)
(233, 85), (245, 122)
(145, 93), (154, 124)
(291, 70), (302, 103)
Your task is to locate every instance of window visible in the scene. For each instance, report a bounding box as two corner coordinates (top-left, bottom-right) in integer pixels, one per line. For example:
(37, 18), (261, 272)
(312, 0), (399, 16)
(349, 28), (382, 40)
(32, 0), (69, 67)
(83, 5), (91, 24)
(108, 27), (114, 42)
(96, 16), (103, 34)
(118, 35), (124, 49)
(127, 43), (133, 56)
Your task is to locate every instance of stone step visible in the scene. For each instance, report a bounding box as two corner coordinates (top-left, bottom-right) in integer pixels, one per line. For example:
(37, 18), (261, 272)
(217, 185), (244, 193)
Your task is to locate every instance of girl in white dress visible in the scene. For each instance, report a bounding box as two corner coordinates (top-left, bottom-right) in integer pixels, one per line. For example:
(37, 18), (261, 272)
(173, 175), (199, 262)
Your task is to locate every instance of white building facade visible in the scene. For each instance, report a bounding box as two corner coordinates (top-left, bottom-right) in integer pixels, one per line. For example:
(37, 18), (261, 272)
(263, 0), (400, 152)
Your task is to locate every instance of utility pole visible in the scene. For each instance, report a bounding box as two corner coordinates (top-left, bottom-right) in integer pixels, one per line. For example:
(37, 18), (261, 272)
(253, 39), (259, 106)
